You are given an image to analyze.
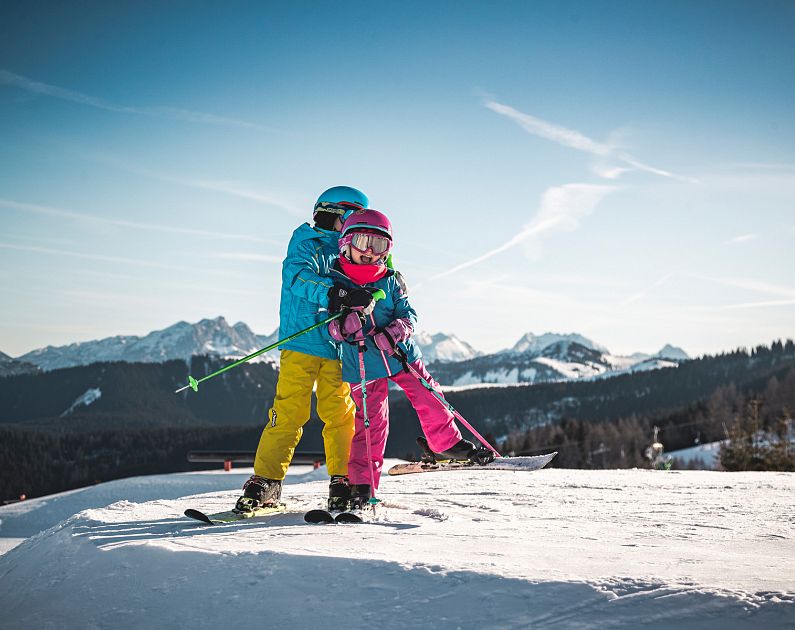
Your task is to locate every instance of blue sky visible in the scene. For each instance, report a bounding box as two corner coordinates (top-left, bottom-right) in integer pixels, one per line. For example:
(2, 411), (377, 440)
(1, 1), (794, 358)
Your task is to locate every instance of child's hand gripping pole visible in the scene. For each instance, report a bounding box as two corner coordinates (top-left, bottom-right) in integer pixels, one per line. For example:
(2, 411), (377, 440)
(174, 289), (387, 394)
(392, 346), (501, 458)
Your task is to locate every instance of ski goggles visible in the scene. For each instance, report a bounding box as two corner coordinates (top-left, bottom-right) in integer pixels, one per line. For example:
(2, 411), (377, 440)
(349, 231), (391, 255)
(313, 201), (364, 221)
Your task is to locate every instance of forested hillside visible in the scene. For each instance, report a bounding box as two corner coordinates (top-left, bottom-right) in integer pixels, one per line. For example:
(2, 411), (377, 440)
(2, 341), (793, 501)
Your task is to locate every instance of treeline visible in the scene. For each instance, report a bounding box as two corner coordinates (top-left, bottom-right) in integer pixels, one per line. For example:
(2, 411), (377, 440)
(720, 397), (794, 472)
(499, 367), (795, 470)
(0, 356), (279, 432)
(389, 340), (795, 447)
(2, 340), (793, 500)
(0, 425), (269, 501)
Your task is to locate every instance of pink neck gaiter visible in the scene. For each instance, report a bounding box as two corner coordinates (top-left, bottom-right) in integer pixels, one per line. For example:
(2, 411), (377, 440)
(340, 256), (389, 285)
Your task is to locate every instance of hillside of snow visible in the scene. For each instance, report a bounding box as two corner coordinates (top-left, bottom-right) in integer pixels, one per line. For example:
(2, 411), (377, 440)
(0, 465), (792, 628)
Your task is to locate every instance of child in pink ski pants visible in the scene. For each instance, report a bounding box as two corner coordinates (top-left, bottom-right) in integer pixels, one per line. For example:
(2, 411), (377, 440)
(327, 209), (480, 498)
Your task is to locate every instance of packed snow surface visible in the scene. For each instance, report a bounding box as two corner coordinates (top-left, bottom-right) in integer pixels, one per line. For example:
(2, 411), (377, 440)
(0, 466), (792, 629)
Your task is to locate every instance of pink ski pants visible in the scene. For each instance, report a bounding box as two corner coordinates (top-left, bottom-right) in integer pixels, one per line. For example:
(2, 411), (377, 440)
(348, 359), (462, 488)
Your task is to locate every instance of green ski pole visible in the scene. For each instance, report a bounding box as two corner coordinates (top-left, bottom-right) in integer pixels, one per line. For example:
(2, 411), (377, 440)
(175, 289), (385, 394)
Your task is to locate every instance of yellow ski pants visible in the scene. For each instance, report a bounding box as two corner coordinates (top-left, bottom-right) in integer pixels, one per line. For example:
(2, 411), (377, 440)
(253, 349), (356, 480)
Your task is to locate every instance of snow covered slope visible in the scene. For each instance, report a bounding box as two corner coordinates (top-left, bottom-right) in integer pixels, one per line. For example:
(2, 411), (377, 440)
(0, 466), (792, 628)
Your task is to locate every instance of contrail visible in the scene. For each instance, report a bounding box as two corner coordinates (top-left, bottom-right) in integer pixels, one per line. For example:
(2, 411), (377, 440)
(429, 183), (617, 282)
(1, 69), (272, 131)
(486, 100), (698, 183)
(0, 197), (282, 245)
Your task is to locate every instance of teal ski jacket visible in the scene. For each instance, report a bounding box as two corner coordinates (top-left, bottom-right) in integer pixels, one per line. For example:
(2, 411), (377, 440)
(278, 223), (341, 360)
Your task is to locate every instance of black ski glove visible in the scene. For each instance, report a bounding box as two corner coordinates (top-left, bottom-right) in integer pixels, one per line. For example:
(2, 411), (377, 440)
(341, 287), (376, 316)
(327, 283), (349, 314)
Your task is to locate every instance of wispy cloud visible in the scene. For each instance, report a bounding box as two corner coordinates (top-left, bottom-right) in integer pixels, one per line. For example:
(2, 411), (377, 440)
(65, 150), (305, 216)
(712, 299), (795, 310)
(0, 242), (188, 271)
(0, 197), (282, 245)
(619, 273), (676, 307)
(428, 183), (617, 282)
(211, 252), (282, 263)
(485, 101), (611, 155)
(0, 69), (272, 131)
(180, 179), (304, 215)
(1, 241), (271, 284)
(689, 274), (795, 299)
(719, 162), (795, 172)
(485, 100), (697, 183)
(726, 233), (759, 244)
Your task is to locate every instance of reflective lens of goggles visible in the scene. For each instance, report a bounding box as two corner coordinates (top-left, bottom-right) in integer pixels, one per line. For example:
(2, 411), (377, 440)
(350, 232), (390, 255)
(315, 201), (364, 217)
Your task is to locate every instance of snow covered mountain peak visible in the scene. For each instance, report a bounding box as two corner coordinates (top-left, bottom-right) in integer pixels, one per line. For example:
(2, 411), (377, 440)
(12, 317), (689, 387)
(655, 344), (690, 361)
(17, 316), (270, 371)
(509, 332), (609, 356)
(0, 350), (39, 377)
(413, 331), (480, 363)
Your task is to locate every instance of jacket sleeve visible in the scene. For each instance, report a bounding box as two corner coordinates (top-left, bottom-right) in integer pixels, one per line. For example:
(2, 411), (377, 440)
(283, 238), (334, 307)
(388, 276), (417, 339)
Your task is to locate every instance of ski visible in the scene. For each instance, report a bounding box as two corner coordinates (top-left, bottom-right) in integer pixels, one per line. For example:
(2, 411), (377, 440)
(184, 503), (287, 525)
(387, 451), (557, 476)
(303, 508), (369, 524)
(334, 511), (365, 524)
(304, 508), (337, 524)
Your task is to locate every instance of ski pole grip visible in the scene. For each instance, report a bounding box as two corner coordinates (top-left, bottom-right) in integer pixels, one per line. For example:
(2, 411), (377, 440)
(371, 288), (386, 302)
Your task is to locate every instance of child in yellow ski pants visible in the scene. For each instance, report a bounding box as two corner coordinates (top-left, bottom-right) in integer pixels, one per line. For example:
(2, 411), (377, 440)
(253, 349), (355, 480)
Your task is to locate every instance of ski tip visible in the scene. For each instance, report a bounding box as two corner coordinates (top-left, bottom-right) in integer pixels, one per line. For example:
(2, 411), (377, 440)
(304, 509), (336, 524)
(335, 511), (365, 524)
(184, 509), (214, 525)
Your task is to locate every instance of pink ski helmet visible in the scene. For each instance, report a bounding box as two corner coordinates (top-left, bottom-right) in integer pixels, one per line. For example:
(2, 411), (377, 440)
(339, 209), (393, 257)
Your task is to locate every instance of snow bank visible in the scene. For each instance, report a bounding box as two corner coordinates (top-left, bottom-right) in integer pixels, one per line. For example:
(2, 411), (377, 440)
(0, 465), (315, 539)
(1, 468), (792, 629)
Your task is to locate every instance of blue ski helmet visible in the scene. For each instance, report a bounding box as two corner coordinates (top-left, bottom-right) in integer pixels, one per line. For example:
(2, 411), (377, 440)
(313, 186), (369, 223)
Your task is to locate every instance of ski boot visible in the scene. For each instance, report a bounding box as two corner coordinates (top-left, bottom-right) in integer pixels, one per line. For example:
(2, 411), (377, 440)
(348, 484), (372, 511)
(419, 436), (497, 466)
(235, 475), (282, 513)
(327, 475), (351, 512)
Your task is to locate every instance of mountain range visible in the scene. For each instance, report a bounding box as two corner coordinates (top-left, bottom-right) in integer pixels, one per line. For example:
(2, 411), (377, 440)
(0, 351), (39, 378)
(429, 338), (687, 388)
(7, 317), (689, 386)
